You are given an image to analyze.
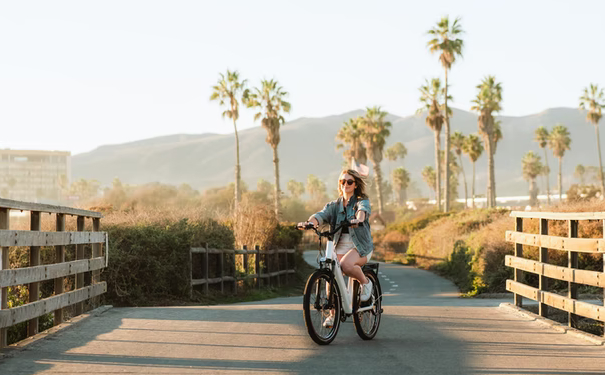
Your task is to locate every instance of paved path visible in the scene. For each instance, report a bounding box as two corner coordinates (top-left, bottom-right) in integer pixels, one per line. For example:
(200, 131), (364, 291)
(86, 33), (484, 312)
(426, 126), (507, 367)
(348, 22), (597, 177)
(1, 252), (604, 374)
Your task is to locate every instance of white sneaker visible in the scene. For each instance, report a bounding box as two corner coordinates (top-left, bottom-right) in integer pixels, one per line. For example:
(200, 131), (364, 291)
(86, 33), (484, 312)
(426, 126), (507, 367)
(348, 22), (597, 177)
(360, 279), (373, 302)
(323, 313), (334, 328)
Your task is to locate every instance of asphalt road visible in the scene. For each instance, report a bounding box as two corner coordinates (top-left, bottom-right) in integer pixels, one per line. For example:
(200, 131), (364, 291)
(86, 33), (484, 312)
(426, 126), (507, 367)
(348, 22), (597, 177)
(0, 252), (604, 374)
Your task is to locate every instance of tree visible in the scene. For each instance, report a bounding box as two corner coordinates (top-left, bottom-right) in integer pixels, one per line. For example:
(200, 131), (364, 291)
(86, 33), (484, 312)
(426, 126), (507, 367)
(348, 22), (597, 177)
(579, 84), (605, 198)
(392, 167), (410, 206)
(244, 79), (291, 217)
(306, 175), (327, 201)
(427, 16), (464, 212)
(336, 117), (367, 165)
(471, 76), (503, 208)
(422, 166), (437, 201)
(385, 142), (407, 163)
(522, 151), (543, 207)
(210, 70), (247, 212)
(417, 78), (450, 211)
(360, 106), (392, 215)
(548, 124), (571, 201)
(451, 131), (468, 208)
(534, 126), (551, 205)
(574, 164), (586, 185)
(287, 179), (305, 199)
(463, 134), (484, 208)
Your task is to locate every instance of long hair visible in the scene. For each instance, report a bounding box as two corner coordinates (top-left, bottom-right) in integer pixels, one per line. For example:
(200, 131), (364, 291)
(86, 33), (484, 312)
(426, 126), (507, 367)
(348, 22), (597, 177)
(337, 169), (368, 199)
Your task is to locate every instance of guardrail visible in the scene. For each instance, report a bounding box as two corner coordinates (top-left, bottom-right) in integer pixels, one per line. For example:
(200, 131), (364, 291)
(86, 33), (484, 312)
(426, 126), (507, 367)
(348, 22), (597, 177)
(190, 245), (296, 295)
(0, 198), (107, 349)
(505, 211), (605, 335)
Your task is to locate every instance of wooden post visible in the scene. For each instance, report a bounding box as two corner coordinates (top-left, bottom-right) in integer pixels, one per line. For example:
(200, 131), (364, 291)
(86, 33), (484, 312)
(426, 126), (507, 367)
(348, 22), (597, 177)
(568, 219), (579, 328)
(91, 218), (101, 309)
(54, 213), (66, 326)
(232, 249), (237, 294)
(603, 220), (605, 337)
(266, 249), (271, 288)
(539, 218), (549, 318)
(285, 250), (289, 285)
(28, 211), (41, 336)
(0, 208), (9, 348)
(219, 249), (224, 294)
(276, 250), (281, 288)
(189, 247), (193, 299)
(255, 245), (261, 289)
(514, 217), (523, 307)
(75, 216), (85, 315)
(243, 245), (248, 282)
(204, 243), (209, 295)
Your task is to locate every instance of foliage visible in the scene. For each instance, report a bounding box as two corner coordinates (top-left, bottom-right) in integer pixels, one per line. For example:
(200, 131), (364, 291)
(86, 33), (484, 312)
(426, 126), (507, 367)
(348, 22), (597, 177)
(336, 116), (367, 165)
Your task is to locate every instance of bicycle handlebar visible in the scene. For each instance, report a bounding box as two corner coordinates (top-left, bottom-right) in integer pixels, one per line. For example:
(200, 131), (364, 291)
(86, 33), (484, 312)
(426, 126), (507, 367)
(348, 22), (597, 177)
(296, 220), (363, 238)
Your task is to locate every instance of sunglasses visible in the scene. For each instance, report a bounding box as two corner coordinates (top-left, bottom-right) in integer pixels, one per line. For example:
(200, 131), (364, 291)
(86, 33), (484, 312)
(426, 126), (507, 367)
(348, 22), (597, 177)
(340, 179), (355, 186)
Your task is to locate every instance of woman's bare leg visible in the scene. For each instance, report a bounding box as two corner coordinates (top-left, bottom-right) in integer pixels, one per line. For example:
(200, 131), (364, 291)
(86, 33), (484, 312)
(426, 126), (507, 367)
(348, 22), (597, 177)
(340, 250), (369, 284)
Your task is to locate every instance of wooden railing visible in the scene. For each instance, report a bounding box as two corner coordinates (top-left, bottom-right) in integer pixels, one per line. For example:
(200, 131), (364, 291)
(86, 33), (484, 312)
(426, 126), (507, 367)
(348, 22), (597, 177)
(190, 245), (296, 295)
(0, 198), (107, 349)
(505, 211), (605, 335)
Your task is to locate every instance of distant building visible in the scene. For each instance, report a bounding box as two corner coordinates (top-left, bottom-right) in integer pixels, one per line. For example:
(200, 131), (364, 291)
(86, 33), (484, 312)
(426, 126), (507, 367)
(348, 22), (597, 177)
(0, 149), (71, 203)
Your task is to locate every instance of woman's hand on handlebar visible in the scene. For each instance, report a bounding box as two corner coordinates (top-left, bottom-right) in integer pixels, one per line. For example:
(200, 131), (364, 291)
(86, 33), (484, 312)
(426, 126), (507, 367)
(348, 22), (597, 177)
(349, 218), (361, 228)
(297, 221), (317, 230)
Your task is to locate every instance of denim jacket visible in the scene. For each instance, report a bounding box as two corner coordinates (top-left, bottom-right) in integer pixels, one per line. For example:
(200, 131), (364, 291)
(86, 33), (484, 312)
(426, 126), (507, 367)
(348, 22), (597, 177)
(310, 195), (373, 257)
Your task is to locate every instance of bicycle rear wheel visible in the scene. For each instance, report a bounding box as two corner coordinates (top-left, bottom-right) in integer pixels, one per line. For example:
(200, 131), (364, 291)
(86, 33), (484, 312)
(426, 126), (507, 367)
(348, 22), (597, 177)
(353, 271), (382, 340)
(303, 270), (342, 345)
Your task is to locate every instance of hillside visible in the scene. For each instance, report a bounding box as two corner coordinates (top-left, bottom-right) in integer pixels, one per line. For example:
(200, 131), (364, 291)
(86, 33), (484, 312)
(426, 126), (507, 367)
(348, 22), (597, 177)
(72, 107), (597, 198)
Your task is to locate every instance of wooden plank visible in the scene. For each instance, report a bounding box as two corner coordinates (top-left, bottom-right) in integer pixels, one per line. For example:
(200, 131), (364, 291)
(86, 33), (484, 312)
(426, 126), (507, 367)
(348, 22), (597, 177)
(28, 211), (41, 336)
(505, 255), (605, 288)
(75, 216), (85, 316)
(0, 208), (9, 348)
(0, 230), (107, 247)
(91, 218), (101, 309)
(0, 257), (106, 288)
(505, 230), (604, 253)
(54, 213), (66, 326)
(511, 211), (605, 221)
(0, 198), (103, 218)
(506, 280), (605, 322)
(0, 283), (107, 329)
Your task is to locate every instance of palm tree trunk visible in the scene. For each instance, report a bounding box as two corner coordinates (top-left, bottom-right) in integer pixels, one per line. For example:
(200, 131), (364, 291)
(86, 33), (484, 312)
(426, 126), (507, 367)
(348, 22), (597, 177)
(558, 156), (563, 202)
(595, 125), (605, 199)
(543, 148), (550, 205)
(490, 137), (497, 207)
(443, 68), (450, 212)
(434, 131), (442, 211)
(373, 161), (384, 215)
(233, 118), (241, 213)
(472, 161), (476, 209)
(529, 178), (538, 207)
(272, 145), (281, 218)
(458, 154), (468, 208)
(485, 136), (493, 208)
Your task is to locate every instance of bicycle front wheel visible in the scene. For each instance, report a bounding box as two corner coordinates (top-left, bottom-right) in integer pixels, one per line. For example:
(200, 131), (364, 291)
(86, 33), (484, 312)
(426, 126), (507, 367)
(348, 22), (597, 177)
(303, 270), (342, 345)
(353, 271), (382, 340)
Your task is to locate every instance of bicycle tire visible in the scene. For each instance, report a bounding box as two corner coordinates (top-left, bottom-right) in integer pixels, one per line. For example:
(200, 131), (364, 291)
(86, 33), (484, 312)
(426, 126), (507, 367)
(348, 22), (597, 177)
(353, 270), (382, 340)
(303, 270), (342, 345)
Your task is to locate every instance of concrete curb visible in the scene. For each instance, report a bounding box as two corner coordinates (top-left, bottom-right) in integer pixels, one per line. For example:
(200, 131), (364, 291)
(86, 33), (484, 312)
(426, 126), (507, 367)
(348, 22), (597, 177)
(499, 302), (605, 346)
(0, 305), (113, 360)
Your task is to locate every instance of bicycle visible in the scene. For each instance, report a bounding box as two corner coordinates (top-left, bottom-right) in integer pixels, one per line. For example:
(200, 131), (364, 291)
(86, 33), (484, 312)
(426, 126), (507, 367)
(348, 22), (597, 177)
(298, 221), (383, 345)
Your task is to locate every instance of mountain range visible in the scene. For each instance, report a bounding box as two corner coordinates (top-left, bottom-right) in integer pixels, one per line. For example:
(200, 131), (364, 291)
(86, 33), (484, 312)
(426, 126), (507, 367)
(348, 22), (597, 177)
(72, 107), (598, 198)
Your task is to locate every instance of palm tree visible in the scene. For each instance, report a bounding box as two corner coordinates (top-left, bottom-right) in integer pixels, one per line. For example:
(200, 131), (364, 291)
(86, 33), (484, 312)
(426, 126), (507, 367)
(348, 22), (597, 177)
(360, 106), (392, 215)
(451, 131), (468, 208)
(548, 124), (571, 201)
(244, 79), (291, 217)
(579, 84), (605, 198)
(287, 179), (305, 199)
(534, 126), (551, 205)
(306, 175), (327, 201)
(417, 78), (450, 211)
(462, 134), (484, 208)
(392, 167), (410, 206)
(336, 117), (367, 165)
(427, 16), (464, 212)
(471, 76), (503, 208)
(385, 142), (407, 163)
(574, 164), (586, 185)
(422, 166), (437, 202)
(522, 151), (543, 207)
(210, 70), (247, 212)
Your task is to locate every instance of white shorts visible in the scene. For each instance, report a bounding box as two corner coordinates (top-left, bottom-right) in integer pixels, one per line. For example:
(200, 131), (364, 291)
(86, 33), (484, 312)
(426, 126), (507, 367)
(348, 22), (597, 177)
(335, 233), (372, 262)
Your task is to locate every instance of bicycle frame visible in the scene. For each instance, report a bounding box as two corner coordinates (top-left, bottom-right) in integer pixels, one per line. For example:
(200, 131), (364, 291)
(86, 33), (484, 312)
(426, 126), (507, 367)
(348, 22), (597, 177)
(319, 239), (375, 316)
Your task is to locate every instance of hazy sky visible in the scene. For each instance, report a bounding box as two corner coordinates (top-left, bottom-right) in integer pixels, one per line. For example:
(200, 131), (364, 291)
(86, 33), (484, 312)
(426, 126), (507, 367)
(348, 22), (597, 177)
(1, 0), (604, 155)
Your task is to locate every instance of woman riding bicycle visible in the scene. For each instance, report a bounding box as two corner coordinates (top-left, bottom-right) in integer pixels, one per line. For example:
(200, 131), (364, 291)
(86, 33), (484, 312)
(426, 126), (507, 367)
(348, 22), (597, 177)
(298, 169), (375, 309)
